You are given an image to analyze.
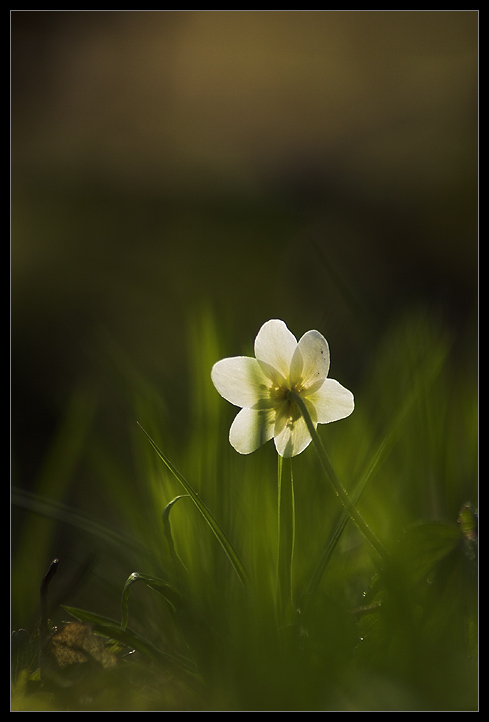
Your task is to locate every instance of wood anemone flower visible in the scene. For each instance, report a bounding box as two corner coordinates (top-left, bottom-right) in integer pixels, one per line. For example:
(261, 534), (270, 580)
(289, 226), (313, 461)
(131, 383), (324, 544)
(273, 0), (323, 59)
(211, 319), (354, 458)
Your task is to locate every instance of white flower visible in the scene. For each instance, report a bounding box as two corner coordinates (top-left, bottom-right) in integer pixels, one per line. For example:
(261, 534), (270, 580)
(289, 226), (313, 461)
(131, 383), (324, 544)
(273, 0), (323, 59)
(211, 319), (354, 458)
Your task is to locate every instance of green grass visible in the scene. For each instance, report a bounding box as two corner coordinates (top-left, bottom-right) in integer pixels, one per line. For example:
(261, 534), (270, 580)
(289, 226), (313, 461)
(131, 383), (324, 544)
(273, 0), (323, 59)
(11, 309), (478, 711)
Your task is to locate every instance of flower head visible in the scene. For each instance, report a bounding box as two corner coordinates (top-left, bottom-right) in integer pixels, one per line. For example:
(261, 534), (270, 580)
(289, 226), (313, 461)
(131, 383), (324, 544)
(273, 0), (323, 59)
(211, 319), (354, 457)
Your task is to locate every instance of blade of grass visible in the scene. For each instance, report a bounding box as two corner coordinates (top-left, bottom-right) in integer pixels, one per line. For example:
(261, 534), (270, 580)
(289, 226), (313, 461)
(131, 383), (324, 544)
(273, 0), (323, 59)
(290, 391), (389, 562)
(302, 327), (451, 601)
(162, 495), (190, 574)
(137, 423), (248, 587)
(12, 387), (97, 622)
(12, 487), (148, 558)
(62, 605), (199, 676)
(121, 571), (182, 630)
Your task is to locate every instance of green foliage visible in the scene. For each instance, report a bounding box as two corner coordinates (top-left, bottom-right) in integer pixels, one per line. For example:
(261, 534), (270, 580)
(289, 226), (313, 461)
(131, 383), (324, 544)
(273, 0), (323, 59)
(137, 423), (249, 586)
(11, 309), (477, 710)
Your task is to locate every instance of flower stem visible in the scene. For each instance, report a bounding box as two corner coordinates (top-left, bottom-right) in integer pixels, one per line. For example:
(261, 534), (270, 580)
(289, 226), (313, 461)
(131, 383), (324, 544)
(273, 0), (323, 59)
(290, 391), (389, 562)
(276, 455), (296, 622)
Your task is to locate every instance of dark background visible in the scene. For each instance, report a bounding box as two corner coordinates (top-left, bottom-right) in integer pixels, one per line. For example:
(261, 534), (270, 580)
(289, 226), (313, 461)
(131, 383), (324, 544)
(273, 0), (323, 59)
(11, 10), (477, 560)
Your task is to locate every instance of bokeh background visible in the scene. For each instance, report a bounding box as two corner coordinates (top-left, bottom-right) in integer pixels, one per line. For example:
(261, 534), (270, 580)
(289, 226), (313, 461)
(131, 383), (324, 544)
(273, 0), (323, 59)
(11, 10), (478, 694)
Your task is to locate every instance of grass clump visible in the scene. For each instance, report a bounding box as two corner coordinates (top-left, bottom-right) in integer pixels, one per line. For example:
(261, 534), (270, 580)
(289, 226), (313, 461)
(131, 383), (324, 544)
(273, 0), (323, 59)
(11, 309), (477, 711)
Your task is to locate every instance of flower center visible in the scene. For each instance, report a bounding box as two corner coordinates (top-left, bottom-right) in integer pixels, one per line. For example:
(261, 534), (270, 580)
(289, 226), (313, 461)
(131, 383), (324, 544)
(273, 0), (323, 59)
(269, 381), (304, 402)
(268, 384), (303, 426)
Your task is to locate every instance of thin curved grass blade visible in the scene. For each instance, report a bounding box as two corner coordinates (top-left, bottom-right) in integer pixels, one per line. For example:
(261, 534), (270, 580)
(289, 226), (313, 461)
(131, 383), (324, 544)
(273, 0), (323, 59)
(121, 572), (182, 630)
(303, 330), (451, 601)
(162, 495), (190, 573)
(62, 605), (199, 677)
(12, 487), (148, 558)
(137, 423), (248, 586)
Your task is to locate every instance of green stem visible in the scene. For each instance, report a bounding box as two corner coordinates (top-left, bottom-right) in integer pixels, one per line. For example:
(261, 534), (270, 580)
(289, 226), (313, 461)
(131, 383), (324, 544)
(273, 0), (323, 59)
(290, 466), (296, 597)
(276, 454), (283, 605)
(290, 391), (389, 562)
(276, 456), (296, 621)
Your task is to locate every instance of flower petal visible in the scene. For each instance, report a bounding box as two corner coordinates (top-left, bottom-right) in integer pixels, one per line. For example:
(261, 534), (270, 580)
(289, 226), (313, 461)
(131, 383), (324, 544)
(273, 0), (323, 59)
(308, 378), (355, 424)
(211, 356), (271, 408)
(290, 330), (330, 389)
(229, 407), (275, 454)
(273, 398), (317, 457)
(254, 319), (297, 383)
(274, 412), (314, 458)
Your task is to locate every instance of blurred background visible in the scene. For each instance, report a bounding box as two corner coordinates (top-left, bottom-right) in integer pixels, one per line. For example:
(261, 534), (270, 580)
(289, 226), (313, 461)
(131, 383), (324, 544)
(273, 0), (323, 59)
(11, 10), (477, 651)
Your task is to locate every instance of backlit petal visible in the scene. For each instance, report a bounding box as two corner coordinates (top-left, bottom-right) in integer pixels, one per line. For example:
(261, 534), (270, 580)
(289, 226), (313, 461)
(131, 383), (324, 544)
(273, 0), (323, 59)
(273, 397), (317, 457)
(254, 319), (297, 383)
(274, 412), (314, 458)
(308, 378), (355, 424)
(290, 330), (330, 389)
(211, 356), (271, 408)
(229, 407), (275, 454)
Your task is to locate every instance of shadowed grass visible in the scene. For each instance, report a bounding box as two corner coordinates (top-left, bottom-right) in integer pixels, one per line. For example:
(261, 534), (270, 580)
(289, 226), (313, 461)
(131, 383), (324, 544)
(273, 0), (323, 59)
(11, 308), (477, 711)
